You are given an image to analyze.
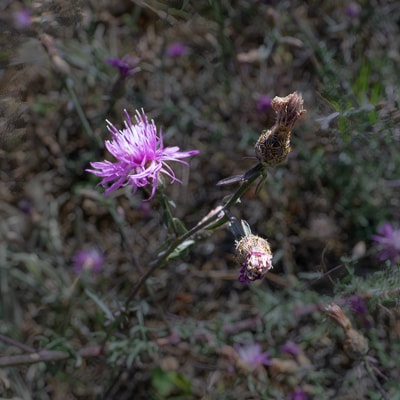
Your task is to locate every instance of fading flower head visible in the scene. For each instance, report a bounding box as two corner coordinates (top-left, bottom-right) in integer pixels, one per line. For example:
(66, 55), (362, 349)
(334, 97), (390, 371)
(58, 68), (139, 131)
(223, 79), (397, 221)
(236, 234), (273, 283)
(87, 109), (199, 199)
(72, 248), (104, 274)
(235, 343), (271, 370)
(106, 56), (140, 77)
(371, 222), (400, 264)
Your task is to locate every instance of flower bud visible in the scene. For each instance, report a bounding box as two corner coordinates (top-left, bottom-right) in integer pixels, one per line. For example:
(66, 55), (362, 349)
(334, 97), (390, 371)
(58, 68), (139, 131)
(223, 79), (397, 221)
(235, 234), (273, 283)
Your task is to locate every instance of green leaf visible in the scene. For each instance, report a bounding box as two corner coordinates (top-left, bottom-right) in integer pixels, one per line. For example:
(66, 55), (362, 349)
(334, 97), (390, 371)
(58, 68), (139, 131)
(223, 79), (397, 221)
(166, 240), (195, 260)
(151, 367), (192, 397)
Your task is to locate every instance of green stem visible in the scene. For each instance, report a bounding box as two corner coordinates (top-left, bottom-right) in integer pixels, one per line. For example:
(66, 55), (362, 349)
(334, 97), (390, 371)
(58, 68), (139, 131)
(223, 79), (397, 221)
(158, 188), (180, 236)
(65, 78), (102, 147)
(364, 358), (390, 400)
(100, 165), (264, 349)
(124, 165), (263, 307)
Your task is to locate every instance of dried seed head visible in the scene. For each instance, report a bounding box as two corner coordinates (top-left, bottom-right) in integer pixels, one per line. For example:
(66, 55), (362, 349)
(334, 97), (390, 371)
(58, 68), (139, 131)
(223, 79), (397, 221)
(236, 234), (273, 283)
(343, 328), (369, 360)
(255, 126), (292, 167)
(255, 92), (305, 166)
(325, 303), (369, 360)
(272, 92), (306, 130)
(325, 303), (352, 332)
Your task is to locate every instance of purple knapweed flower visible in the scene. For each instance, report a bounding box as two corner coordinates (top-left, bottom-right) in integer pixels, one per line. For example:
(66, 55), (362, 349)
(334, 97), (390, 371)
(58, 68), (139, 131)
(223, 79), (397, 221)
(106, 56), (140, 77)
(13, 9), (31, 29)
(257, 95), (272, 112)
(281, 341), (300, 357)
(371, 222), (400, 264)
(289, 387), (308, 400)
(235, 343), (271, 369)
(87, 109), (199, 199)
(166, 42), (188, 58)
(72, 248), (104, 274)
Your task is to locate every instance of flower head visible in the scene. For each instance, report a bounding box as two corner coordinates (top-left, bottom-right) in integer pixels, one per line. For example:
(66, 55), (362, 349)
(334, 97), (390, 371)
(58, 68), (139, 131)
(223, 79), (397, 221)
(371, 222), (400, 264)
(236, 234), (273, 283)
(166, 42), (188, 58)
(235, 343), (271, 370)
(348, 295), (368, 316)
(345, 2), (361, 18)
(290, 387), (309, 400)
(87, 109), (199, 199)
(72, 248), (104, 274)
(13, 9), (31, 29)
(106, 56), (140, 77)
(281, 341), (300, 356)
(257, 95), (272, 112)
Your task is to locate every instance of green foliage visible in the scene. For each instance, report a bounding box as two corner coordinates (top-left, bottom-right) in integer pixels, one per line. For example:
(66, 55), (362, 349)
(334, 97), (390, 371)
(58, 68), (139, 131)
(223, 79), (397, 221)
(151, 367), (192, 399)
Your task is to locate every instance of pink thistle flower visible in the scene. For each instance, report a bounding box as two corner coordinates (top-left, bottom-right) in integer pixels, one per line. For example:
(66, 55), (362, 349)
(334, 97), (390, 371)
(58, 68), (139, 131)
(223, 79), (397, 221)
(72, 248), (104, 274)
(166, 42), (188, 58)
(371, 222), (400, 264)
(235, 343), (271, 369)
(87, 109), (199, 199)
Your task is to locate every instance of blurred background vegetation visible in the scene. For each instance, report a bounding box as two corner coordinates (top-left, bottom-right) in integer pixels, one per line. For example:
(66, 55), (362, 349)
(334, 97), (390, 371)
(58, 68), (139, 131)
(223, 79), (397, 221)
(0, 0), (399, 399)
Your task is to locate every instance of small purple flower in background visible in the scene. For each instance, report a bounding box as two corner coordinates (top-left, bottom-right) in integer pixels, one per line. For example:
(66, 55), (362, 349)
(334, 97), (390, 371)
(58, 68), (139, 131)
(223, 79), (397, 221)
(72, 248), (104, 274)
(289, 387), (308, 400)
(166, 42), (188, 58)
(13, 9), (31, 29)
(348, 295), (372, 329)
(87, 109), (199, 199)
(371, 222), (400, 264)
(348, 295), (368, 316)
(345, 2), (361, 18)
(281, 341), (300, 357)
(106, 56), (140, 77)
(235, 343), (271, 370)
(257, 95), (272, 112)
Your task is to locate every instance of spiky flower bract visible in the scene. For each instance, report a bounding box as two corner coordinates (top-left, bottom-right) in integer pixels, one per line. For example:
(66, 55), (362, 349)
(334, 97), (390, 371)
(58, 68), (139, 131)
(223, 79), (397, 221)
(87, 109), (199, 199)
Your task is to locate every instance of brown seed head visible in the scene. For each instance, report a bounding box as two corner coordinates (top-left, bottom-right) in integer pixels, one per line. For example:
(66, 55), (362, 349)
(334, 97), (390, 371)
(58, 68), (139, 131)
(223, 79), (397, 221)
(255, 92), (305, 166)
(343, 328), (369, 360)
(325, 303), (352, 332)
(272, 92), (306, 130)
(255, 126), (292, 166)
(325, 302), (369, 360)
